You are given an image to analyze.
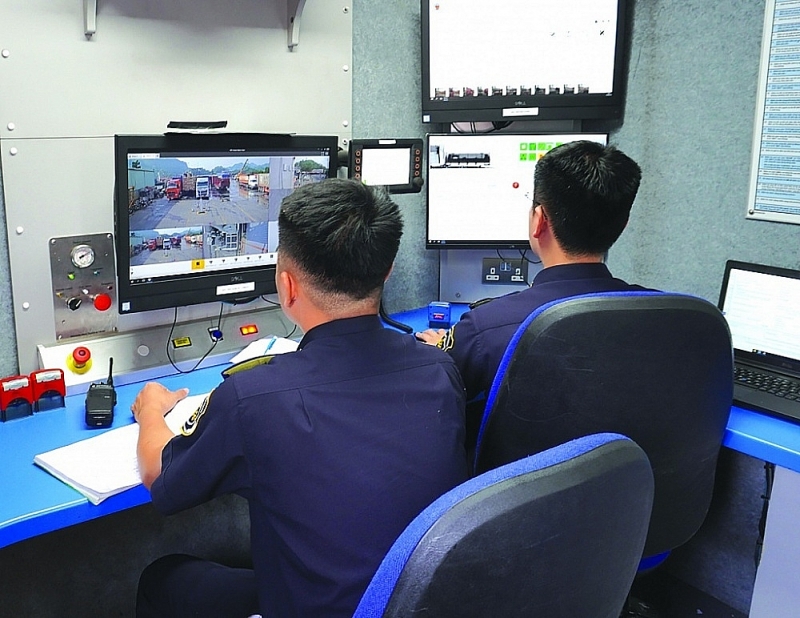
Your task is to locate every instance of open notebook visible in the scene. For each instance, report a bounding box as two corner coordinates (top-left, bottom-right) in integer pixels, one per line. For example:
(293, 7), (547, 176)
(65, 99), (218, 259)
(33, 335), (299, 504)
(33, 393), (208, 505)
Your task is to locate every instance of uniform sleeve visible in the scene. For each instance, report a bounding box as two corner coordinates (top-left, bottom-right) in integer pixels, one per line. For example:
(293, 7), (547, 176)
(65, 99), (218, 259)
(150, 378), (251, 515)
(440, 310), (493, 401)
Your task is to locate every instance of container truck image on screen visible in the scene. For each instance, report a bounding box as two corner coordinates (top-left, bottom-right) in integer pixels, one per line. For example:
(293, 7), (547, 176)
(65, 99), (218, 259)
(429, 144), (490, 168)
(195, 176), (210, 199)
(165, 178), (182, 200)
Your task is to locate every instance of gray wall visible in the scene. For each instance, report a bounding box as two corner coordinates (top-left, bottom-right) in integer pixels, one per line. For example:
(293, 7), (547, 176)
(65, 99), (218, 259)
(0, 0), (780, 615)
(610, 0), (790, 301)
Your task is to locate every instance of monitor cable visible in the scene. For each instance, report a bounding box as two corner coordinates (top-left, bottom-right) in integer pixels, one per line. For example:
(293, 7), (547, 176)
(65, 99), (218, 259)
(165, 303), (224, 374)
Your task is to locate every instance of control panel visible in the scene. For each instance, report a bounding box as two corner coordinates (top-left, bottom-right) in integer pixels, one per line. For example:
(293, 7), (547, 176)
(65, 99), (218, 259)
(49, 233), (117, 340)
(37, 306), (297, 394)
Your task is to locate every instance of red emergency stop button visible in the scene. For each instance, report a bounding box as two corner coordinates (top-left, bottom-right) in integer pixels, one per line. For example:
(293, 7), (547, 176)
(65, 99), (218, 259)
(73, 346), (91, 367)
(93, 293), (112, 312)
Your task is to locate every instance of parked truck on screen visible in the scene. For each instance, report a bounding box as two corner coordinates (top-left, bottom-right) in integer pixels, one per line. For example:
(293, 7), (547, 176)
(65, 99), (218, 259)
(166, 178), (182, 200)
(195, 176), (211, 199)
(212, 173), (231, 193)
(180, 174), (198, 198)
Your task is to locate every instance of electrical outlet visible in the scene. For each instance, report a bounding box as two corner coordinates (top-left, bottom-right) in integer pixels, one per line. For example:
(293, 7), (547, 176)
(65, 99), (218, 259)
(481, 258), (528, 285)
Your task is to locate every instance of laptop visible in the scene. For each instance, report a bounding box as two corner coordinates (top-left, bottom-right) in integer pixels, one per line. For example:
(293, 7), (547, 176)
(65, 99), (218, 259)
(718, 260), (800, 422)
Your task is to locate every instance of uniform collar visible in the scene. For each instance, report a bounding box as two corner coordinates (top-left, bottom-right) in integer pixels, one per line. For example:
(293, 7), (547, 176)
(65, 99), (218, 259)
(298, 314), (384, 349)
(532, 262), (613, 286)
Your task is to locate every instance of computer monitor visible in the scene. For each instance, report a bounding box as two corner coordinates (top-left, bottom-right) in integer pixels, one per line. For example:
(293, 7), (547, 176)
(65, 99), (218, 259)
(426, 132), (607, 249)
(348, 139), (424, 194)
(421, 0), (628, 124)
(114, 133), (338, 314)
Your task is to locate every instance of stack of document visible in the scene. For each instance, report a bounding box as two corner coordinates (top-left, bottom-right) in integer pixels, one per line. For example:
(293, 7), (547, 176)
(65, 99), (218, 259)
(33, 394), (208, 505)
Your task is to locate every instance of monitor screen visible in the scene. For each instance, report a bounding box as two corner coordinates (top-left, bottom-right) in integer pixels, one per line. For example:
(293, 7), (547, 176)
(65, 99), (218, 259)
(349, 139), (424, 193)
(426, 132), (607, 249)
(114, 133), (338, 314)
(421, 0), (627, 124)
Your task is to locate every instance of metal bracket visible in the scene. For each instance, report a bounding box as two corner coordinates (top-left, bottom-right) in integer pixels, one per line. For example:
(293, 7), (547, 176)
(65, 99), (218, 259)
(288, 0), (308, 50)
(83, 0), (308, 49)
(84, 0), (97, 39)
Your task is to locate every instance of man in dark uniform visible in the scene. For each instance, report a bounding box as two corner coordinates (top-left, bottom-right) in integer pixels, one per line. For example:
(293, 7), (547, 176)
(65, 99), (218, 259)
(417, 141), (648, 438)
(133, 179), (468, 618)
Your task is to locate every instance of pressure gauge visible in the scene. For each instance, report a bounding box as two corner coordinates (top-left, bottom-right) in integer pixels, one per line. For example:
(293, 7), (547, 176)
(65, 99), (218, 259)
(70, 244), (96, 269)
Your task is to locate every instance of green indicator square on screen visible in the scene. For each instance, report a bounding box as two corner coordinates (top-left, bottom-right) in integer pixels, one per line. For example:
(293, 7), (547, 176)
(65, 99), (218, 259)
(520, 143), (529, 150)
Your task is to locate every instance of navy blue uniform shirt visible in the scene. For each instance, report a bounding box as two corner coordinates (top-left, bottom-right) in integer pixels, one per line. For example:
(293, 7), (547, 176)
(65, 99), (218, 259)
(150, 315), (468, 618)
(442, 263), (649, 400)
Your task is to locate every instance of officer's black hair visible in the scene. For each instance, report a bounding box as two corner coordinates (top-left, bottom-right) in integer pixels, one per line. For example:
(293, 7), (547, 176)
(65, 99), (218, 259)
(278, 178), (403, 299)
(533, 141), (641, 256)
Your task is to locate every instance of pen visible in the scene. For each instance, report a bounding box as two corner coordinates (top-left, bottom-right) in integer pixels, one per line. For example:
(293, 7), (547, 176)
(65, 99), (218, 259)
(265, 336), (277, 353)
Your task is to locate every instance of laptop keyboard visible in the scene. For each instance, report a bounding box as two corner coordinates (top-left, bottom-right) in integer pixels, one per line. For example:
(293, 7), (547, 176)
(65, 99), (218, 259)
(734, 366), (800, 400)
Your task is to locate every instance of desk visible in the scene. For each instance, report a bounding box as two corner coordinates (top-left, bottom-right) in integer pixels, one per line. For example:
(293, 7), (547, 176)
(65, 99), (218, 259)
(3, 306), (800, 553)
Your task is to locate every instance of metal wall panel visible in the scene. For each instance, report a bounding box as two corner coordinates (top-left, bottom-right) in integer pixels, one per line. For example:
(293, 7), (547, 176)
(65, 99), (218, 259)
(0, 0), (352, 373)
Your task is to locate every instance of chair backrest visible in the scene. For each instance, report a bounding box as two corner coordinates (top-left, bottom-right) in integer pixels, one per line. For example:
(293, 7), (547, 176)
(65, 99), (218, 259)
(353, 433), (654, 618)
(474, 291), (734, 558)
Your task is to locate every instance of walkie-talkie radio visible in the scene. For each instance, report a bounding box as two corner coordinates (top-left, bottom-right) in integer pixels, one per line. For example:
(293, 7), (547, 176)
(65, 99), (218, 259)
(85, 357), (116, 428)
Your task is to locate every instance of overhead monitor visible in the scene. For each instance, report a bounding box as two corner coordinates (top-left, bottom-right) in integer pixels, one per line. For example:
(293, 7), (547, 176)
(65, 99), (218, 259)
(114, 133), (338, 314)
(426, 132), (608, 249)
(421, 0), (628, 124)
(349, 139), (424, 193)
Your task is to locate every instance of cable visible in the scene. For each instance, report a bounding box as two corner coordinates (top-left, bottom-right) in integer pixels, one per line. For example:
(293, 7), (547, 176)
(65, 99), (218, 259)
(165, 303), (224, 374)
(495, 247), (541, 266)
(517, 247), (541, 265)
(755, 461), (776, 568)
(379, 301), (413, 333)
(450, 121), (514, 134)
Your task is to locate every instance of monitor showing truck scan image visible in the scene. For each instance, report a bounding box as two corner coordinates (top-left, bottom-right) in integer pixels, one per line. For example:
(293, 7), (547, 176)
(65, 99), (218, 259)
(426, 132), (607, 249)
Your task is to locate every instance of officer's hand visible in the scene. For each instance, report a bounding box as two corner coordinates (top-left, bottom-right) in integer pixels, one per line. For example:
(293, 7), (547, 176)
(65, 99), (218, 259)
(415, 329), (447, 345)
(132, 382), (189, 423)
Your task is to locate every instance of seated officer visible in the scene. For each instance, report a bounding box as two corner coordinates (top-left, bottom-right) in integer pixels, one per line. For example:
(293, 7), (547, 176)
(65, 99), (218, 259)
(417, 141), (649, 435)
(133, 178), (468, 618)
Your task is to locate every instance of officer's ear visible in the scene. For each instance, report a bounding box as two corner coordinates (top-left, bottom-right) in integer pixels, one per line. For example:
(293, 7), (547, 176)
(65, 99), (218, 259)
(277, 268), (299, 308)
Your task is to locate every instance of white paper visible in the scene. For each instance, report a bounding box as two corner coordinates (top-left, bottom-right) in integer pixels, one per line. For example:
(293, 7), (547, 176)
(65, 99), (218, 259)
(33, 393), (209, 505)
(228, 336), (298, 364)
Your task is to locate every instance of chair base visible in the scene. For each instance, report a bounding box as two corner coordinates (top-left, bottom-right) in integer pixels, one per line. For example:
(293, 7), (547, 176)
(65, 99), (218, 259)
(621, 595), (660, 618)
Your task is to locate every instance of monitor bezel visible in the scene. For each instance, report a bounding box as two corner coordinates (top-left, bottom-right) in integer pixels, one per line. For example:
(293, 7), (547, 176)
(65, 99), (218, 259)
(348, 138), (424, 194)
(420, 0), (629, 124)
(114, 132), (339, 314)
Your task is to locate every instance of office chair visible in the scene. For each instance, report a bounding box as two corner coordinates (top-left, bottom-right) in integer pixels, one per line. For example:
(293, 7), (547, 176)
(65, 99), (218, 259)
(353, 433), (654, 618)
(473, 291), (734, 614)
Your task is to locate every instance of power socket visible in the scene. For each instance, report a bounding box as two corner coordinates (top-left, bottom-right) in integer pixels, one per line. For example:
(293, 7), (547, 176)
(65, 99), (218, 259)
(481, 258), (528, 285)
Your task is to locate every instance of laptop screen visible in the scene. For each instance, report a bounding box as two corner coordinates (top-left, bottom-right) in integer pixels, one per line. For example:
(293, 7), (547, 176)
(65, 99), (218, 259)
(719, 261), (800, 371)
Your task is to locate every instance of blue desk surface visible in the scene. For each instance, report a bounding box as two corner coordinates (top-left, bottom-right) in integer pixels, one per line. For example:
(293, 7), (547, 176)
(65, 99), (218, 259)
(2, 305), (800, 550)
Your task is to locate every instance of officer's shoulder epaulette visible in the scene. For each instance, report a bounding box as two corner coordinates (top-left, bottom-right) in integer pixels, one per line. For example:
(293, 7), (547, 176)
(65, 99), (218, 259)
(221, 355), (274, 379)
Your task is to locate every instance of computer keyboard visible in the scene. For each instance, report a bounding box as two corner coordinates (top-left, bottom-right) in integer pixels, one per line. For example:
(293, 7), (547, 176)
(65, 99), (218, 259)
(734, 366), (800, 400)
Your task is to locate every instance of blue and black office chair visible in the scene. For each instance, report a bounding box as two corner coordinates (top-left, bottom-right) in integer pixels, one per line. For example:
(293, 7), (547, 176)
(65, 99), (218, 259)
(473, 291), (734, 613)
(353, 433), (654, 618)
